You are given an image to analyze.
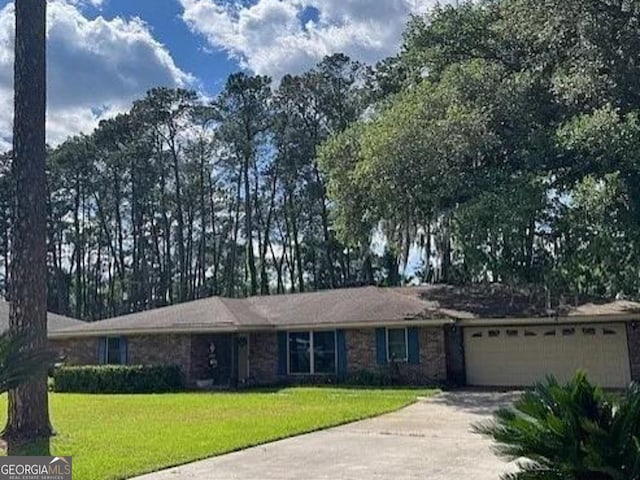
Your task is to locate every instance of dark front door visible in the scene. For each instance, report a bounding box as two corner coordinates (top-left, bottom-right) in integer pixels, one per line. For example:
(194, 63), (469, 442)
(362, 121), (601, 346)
(192, 334), (232, 386)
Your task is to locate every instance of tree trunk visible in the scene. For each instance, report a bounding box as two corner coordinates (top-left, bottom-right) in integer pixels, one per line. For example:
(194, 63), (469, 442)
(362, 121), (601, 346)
(313, 165), (335, 288)
(243, 157), (258, 296)
(3, 0), (52, 454)
(170, 143), (187, 302)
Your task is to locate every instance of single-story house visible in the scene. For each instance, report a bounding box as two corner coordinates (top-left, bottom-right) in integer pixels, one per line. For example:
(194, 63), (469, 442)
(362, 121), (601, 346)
(7, 285), (640, 389)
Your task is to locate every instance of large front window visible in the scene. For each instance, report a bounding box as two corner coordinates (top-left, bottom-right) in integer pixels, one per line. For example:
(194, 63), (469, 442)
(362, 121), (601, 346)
(288, 331), (336, 374)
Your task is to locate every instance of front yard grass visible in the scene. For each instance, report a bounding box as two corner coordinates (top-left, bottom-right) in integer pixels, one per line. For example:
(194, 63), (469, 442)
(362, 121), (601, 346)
(0, 387), (436, 480)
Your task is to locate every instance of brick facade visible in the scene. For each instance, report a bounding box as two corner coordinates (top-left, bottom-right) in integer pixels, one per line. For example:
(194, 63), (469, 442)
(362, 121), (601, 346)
(53, 325), (448, 387)
(445, 325), (466, 386)
(346, 327), (446, 384)
(248, 331), (279, 385)
(52, 335), (194, 384)
(51, 337), (99, 365)
(248, 326), (447, 386)
(127, 335), (192, 381)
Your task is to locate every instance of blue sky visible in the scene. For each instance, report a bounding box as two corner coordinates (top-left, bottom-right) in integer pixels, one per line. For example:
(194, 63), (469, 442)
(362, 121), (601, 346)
(77, 0), (238, 94)
(0, 0), (439, 149)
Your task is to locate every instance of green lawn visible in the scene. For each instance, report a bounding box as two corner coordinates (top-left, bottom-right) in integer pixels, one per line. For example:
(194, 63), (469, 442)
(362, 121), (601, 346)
(0, 387), (436, 480)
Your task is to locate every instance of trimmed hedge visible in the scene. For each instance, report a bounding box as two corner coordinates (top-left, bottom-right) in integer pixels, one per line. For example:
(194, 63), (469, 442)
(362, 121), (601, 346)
(52, 365), (183, 393)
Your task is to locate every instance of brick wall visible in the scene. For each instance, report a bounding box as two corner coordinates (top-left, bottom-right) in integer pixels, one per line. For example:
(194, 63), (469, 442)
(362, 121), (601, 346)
(52, 334), (193, 383)
(445, 325), (466, 386)
(51, 337), (99, 365)
(128, 334), (192, 382)
(346, 327), (446, 384)
(53, 326), (448, 387)
(249, 331), (279, 385)
(627, 323), (640, 381)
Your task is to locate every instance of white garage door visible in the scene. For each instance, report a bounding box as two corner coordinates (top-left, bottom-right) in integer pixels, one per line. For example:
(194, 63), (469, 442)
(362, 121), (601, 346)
(464, 323), (631, 388)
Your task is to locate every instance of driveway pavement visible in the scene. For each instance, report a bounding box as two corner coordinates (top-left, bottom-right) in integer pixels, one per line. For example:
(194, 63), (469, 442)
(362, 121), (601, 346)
(131, 391), (520, 480)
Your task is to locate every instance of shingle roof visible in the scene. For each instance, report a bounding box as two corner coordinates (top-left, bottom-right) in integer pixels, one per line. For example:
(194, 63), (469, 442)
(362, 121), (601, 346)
(241, 286), (430, 326)
(52, 296), (255, 336)
(392, 284), (640, 319)
(0, 300), (85, 333)
(53, 286), (433, 337)
(50, 284), (640, 338)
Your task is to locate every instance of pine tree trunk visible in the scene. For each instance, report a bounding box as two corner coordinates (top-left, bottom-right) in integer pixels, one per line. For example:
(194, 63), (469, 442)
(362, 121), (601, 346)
(3, 0), (52, 454)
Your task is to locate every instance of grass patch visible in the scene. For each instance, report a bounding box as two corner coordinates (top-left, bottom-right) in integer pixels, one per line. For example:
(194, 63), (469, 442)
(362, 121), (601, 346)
(0, 387), (436, 480)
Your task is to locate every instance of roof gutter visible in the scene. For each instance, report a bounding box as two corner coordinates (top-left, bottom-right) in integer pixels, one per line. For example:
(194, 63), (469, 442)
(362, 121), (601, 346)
(49, 316), (454, 339)
(272, 317), (454, 331)
(456, 313), (640, 327)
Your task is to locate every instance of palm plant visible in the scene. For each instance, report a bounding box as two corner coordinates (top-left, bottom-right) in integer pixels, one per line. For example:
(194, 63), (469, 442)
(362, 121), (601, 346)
(475, 372), (640, 480)
(0, 332), (55, 394)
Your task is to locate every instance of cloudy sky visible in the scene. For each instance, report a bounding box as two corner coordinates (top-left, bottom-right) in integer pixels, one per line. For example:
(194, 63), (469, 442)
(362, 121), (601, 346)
(0, 0), (436, 151)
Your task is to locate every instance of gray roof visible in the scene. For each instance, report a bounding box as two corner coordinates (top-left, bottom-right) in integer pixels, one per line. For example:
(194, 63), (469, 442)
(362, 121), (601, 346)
(0, 300), (85, 333)
(50, 284), (640, 338)
(392, 284), (640, 319)
(53, 286), (433, 337)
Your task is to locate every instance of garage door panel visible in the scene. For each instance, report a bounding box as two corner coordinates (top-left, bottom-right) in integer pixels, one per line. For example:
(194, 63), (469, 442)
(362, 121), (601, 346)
(464, 323), (630, 388)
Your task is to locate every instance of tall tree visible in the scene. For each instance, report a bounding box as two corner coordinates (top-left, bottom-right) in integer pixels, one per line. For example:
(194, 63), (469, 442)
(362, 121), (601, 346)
(214, 73), (272, 296)
(2, 0), (52, 454)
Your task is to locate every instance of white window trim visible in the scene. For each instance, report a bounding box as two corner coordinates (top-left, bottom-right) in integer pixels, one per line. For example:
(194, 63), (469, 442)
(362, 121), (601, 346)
(286, 330), (337, 375)
(105, 336), (122, 365)
(386, 327), (408, 363)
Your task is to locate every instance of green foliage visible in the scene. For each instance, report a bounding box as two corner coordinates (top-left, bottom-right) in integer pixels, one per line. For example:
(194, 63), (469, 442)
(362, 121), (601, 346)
(318, 0), (640, 295)
(0, 332), (55, 393)
(549, 174), (640, 297)
(475, 372), (640, 480)
(345, 369), (398, 387)
(52, 365), (183, 394)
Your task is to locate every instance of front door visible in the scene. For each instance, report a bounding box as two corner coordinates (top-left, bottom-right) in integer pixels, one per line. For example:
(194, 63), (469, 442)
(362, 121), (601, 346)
(237, 335), (249, 384)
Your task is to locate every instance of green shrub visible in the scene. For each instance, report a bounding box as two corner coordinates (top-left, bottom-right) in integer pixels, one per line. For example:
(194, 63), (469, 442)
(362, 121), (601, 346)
(52, 365), (183, 393)
(345, 369), (397, 386)
(475, 371), (640, 480)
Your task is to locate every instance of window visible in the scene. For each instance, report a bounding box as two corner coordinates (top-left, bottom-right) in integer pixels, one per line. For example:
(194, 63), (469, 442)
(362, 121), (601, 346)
(106, 337), (122, 365)
(506, 329), (518, 337)
(562, 328), (576, 336)
(387, 328), (408, 362)
(524, 330), (537, 337)
(471, 332), (483, 338)
(544, 329), (556, 336)
(488, 330), (500, 338)
(583, 327), (596, 336)
(603, 328), (616, 335)
(288, 331), (336, 374)
(313, 331), (337, 374)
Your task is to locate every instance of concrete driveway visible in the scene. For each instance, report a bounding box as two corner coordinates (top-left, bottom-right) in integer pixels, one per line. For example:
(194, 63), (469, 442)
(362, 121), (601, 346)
(132, 391), (520, 480)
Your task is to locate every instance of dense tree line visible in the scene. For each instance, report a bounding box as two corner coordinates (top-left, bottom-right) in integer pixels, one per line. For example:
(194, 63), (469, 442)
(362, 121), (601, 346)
(0, 54), (395, 320)
(2, 0), (640, 321)
(320, 0), (640, 300)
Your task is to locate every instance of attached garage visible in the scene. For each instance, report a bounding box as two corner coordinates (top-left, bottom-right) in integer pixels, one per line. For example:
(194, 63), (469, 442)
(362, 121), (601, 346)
(463, 322), (632, 388)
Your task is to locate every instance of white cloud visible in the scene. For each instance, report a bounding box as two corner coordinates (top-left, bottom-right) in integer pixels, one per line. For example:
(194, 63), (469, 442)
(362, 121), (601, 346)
(67, 0), (107, 7)
(179, 0), (437, 80)
(0, 0), (194, 150)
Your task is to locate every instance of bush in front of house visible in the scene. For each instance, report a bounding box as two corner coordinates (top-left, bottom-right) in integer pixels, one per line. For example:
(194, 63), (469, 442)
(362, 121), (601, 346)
(344, 368), (398, 386)
(52, 365), (183, 393)
(475, 371), (640, 480)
